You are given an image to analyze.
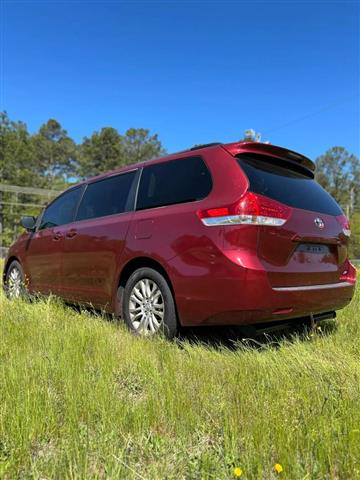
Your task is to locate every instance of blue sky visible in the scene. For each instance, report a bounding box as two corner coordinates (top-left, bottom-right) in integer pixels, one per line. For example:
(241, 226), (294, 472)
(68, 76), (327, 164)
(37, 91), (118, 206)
(1, 0), (359, 159)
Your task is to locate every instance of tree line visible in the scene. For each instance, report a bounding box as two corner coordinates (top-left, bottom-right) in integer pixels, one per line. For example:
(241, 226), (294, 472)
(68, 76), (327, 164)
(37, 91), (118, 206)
(0, 111), (359, 257)
(0, 111), (164, 189)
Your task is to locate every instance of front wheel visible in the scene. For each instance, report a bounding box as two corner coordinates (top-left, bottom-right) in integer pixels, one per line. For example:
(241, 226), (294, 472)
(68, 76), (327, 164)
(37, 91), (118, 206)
(4, 260), (27, 299)
(122, 268), (178, 338)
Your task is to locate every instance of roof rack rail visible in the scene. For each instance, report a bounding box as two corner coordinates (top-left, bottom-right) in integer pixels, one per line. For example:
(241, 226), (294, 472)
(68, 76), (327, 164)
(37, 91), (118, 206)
(189, 142), (222, 151)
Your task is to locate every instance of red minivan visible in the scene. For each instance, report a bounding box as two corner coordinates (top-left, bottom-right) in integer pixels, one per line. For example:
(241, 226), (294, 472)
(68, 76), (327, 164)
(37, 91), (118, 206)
(3, 141), (356, 337)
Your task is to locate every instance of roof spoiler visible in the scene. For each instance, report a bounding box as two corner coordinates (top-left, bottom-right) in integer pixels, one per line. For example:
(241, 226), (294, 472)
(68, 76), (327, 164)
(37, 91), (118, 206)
(222, 141), (315, 176)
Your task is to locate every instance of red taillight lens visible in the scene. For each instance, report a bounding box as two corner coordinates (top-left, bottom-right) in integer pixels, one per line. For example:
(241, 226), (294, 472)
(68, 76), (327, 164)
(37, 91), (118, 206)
(336, 214), (351, 237)
(340, 260), (357, 284)
(204, 207), (230, 217)
(198, 192), (292, 226)
(236, 192), (292, 219)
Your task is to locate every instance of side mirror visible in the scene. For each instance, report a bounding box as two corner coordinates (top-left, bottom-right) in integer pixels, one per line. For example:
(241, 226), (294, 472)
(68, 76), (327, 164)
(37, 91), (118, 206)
(20, 216), (36, 232)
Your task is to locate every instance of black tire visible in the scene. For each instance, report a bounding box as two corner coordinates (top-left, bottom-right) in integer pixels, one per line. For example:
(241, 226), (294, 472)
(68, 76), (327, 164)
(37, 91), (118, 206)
(122, 267), (178, 338)
(4, 260), (27, 300)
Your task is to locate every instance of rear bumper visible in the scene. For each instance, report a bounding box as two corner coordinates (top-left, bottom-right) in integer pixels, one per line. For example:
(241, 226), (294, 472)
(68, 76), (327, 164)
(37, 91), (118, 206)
(168, 251), (356, 326)
(202, 281), (354, 327)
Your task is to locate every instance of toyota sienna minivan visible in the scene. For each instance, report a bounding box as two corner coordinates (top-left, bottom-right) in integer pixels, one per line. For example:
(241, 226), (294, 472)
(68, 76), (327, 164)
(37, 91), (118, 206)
(3, 141), (356, 337)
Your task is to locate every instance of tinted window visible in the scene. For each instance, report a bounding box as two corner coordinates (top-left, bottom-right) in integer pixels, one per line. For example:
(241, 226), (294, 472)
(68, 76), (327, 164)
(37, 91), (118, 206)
(76, 171), (136, 221)
(136, 156), (212, 210)
(39, 187), (82, 230)
(237, 155), (342, 215)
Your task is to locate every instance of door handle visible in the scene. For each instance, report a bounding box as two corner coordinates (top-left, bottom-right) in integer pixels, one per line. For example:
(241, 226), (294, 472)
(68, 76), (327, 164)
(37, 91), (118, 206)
(66, 229), (77, 239)
(53, 232), (63, 241)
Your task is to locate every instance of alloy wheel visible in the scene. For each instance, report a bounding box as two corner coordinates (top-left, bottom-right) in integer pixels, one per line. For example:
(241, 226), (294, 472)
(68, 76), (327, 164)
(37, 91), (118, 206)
(128, 278), (165, 335)
(7, 266), (23, 299)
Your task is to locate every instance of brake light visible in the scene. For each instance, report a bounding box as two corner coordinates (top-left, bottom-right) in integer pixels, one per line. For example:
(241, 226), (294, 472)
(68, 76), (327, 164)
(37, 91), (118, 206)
(336, 214), (351, 237)
(340, 260), (357, 284)
(198, 192), (292, 226)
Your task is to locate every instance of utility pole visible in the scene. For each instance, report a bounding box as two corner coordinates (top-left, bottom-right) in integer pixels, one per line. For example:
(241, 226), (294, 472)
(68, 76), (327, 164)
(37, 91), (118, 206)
(350, 187), (354, 215)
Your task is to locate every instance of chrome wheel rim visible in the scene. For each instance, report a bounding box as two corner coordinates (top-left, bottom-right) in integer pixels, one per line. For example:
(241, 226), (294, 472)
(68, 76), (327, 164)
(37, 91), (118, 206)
(7, 267), (23, 299)
(129, 278), (165, 335)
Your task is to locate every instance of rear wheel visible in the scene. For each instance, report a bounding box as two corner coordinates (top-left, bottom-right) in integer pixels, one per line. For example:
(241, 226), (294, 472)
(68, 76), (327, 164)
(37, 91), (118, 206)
(4, 260), (27, 299)
(122, 267), (178, 338)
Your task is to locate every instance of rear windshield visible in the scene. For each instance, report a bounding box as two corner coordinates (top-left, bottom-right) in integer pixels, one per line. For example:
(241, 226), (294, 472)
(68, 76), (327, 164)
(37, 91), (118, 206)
(237, 154), (342, 216)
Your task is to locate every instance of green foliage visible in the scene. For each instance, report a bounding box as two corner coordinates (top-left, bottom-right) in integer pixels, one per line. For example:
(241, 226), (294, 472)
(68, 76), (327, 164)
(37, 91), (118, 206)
(0, 276), (359, 479)
(0, 112), (38, 186)
(349, 211), (360, 259)
(122, 128), (165, 165)
(77, 127), (164, 178)
(0, 112), (45, 247)
(31, 119), (77, 187)
(1, 112), (165, 187)
(77, 127), (124, 178)
(315, 146), (360, 258)
(315, 146), (360, 206)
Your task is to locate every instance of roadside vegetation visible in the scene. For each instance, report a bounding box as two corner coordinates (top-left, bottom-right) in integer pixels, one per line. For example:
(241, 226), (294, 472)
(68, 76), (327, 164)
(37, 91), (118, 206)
(0, 274), (359, 479)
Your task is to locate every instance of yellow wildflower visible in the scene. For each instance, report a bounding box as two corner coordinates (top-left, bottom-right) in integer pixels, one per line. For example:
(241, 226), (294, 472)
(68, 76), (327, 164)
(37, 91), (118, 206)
(233, 467), (243, 477)
(274, 463), (283, 474)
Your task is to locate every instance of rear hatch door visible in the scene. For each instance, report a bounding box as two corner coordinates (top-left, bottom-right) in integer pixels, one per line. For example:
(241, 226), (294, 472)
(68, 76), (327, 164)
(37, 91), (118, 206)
(236, 154), (348, 287)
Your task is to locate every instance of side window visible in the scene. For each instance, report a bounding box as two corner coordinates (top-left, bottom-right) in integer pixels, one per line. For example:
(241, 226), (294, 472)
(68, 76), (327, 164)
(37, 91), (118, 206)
(39, 187), (82, 230)
(76, 171), (136, 221)
(136, 156), (212, 210)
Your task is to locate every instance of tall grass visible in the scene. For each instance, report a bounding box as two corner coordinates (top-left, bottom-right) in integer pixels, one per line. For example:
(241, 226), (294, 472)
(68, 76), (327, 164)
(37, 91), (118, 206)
(0, 274), (359, 479)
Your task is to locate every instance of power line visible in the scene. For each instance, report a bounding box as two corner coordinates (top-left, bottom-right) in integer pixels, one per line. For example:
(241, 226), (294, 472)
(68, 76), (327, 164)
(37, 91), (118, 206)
(263, 94), (358, 135)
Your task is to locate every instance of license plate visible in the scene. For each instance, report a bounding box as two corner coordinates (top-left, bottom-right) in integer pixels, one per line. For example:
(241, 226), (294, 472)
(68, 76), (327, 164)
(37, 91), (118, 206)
(297, 244), (330, 255)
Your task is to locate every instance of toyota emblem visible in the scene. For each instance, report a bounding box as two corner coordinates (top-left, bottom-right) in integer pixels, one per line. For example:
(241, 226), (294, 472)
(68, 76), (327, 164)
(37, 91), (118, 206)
(314, 217), (324, 229)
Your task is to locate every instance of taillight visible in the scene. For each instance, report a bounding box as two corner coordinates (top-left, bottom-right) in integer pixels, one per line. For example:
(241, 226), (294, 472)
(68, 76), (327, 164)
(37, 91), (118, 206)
(336, 214), (351, 237)
(340, 260), (357, 284)
(198, 192), (292, 227)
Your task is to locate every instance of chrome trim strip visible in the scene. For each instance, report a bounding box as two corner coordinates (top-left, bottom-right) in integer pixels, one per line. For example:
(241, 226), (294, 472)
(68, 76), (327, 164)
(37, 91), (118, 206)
(273, 281), (354, 292)
(201, 215), (286, 227)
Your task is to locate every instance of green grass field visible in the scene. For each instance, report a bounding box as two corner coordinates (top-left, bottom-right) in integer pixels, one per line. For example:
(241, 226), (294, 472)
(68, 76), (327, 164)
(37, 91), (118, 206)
(0, 269), (359, 479)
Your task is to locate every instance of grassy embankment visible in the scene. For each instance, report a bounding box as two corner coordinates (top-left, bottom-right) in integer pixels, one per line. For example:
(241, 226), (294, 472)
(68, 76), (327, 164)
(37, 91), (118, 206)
(0, 261), (359, 479)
